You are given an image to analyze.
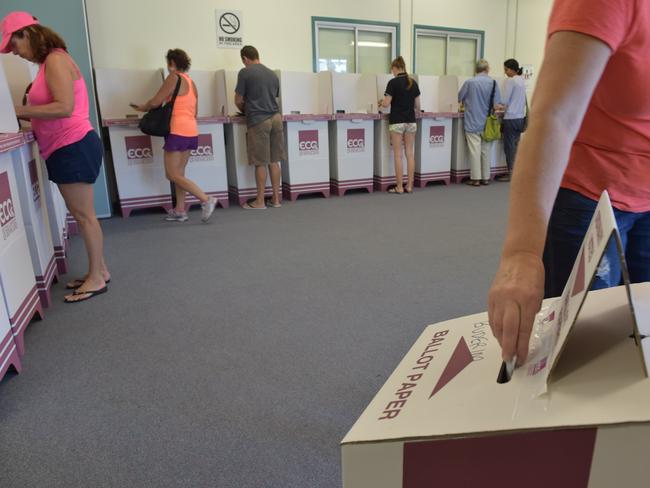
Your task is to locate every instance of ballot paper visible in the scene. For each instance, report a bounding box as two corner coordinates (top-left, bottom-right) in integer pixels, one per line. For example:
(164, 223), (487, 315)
(514, 190), (649, 396)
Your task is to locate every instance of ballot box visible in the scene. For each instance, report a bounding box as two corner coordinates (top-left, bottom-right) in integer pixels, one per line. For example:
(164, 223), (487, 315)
(342, 192), (650, 488)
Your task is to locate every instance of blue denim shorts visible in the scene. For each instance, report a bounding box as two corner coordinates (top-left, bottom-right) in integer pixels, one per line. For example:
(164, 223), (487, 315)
(45, 130), (103, 185)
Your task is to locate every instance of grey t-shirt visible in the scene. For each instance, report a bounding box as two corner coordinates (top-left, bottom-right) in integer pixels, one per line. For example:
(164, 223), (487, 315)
(235, 64), (280, 127)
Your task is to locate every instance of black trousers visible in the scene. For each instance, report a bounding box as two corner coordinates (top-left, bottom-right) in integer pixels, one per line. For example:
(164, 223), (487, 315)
(502, 118), (526, 171)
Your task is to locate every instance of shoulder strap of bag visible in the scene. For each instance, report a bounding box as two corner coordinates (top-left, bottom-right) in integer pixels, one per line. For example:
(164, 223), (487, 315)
(168, 74), (182, 107)
(488, 80), (496, 117)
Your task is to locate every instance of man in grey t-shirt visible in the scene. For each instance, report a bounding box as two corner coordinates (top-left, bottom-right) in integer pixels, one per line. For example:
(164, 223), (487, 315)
(235, 45), (284, 210)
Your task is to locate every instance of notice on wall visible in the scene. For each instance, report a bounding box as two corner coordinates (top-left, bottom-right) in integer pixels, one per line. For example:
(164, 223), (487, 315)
(522, 64), (534, 89)
(215, 10), (244, 49)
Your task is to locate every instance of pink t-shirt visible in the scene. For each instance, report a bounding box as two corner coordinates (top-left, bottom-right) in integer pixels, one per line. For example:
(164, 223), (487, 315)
(28, 49), (93, 160)
(549, 0), (650, 212)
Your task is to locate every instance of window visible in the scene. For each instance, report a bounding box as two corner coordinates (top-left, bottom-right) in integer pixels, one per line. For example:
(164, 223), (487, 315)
(414, 26), (484, 77)
(313, 18), (399, 74)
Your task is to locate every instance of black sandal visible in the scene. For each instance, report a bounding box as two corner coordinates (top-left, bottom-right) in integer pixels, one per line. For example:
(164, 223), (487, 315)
(64, 286), (108, 304)
(388, 185), (404, 194)
(66, 278), (111, 290)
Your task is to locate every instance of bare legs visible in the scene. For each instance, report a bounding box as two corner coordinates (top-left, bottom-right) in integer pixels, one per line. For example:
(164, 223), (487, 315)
(390, 132), (405, 193)
(403, 131), (416, 192)
(164, 150), (208, 212)
(252, 162), (281, 208)
(58, 182), (109, 301)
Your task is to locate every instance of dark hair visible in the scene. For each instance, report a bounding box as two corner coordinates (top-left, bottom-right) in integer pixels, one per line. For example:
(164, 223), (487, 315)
(17, 23), (67, 64)
(166, 48), (191, 72)
(240, 45), (259, 61)
(504, 58), (523, 76)
(391, 56), (414, 90)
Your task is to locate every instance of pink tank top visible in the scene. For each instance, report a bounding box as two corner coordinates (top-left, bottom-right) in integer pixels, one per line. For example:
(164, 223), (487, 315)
(28, 49), (93, 160)
(169, 72), (198, 137)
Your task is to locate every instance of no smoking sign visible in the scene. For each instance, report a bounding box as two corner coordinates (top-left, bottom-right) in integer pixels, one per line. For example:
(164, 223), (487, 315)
(215, 9), (244, 48)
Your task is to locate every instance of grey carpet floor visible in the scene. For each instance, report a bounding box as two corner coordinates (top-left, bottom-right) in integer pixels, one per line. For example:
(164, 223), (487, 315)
(0, 182), (509, 488)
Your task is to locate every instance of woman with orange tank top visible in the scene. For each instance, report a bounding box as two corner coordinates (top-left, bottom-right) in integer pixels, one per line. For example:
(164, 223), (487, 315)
(133, 49), (216, 223)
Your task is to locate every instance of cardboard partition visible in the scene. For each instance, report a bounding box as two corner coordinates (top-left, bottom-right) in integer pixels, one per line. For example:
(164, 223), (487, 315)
(0, 281), (21, 381)
(328, 72), (377, 115)
(0, 146), (41, 355)
(342, 191), (650, 488)
(94, 68), (164, 120)
(277, 71), (328, 115)
(0, 60), (19, 134)
(215, 70), (240, 116)
(0, 55), (37, 107)
(11, 139), (57, 308)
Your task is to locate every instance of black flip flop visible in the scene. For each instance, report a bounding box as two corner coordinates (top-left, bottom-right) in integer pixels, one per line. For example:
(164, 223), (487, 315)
(388, 185), (404, 194)
(64, 286), (108, 304)
(66, 278), (111, 290)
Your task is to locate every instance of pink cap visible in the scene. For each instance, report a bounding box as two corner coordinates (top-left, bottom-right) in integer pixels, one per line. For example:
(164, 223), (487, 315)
(0, 11), (39, 54)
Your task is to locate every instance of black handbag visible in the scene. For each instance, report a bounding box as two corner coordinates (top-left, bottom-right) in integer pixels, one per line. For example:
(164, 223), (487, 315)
(138, 75), (182, 137)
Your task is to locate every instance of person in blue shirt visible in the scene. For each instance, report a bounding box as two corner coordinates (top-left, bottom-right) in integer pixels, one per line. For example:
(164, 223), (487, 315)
(458, 59), (502, 186)
(497, 58), (527, 182)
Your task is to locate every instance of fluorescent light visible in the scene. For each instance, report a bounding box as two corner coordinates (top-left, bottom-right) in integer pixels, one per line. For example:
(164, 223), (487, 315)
(349, 41), (390, 48)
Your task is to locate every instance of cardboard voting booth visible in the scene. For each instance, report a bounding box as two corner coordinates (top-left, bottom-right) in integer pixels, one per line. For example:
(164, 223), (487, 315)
(413, 75), (457, 187)
(217, 70), (277, 206)
(11, 134), (57, 308)
(374, 74), (408, 191)
(176, 69), (229, 210)
(95, 68), (172, 217)
(0, 135), (43, 356)
(322, 72), (378, 196)
(0, 280), (21, 382)
(342, 192), (650, 488)
(279, 71), (331, 201)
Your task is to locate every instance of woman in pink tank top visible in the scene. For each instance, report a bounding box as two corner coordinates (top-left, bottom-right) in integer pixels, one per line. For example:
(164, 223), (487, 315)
(132, 49), (216, 223)
(2, 12), (110, 303)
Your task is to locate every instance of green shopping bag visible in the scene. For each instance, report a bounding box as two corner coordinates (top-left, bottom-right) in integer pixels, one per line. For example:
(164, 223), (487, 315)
(482, 80), (501, 142)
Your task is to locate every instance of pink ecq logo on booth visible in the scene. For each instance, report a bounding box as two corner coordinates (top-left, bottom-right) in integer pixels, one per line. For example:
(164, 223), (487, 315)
(0, 172), (18, 240)
(429, 126), (445, 147)
(29, 159), (40, 203)
(298, 130), (319, 155)
(125, 135), (153, 162)
(347, 128), (365, 153)
(190, 134), (214, 162)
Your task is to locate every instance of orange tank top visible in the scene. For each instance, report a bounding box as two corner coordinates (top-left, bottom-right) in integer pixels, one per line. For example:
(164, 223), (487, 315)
(169, 72), (198, 137)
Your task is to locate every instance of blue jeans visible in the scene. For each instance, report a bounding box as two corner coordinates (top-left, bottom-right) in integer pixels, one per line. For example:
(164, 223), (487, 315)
(543, 189), (650, 298)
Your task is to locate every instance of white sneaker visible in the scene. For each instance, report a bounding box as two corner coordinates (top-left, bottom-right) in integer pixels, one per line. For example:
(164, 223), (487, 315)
(165, 210), (188, 222)
(201, 197), (217, 222)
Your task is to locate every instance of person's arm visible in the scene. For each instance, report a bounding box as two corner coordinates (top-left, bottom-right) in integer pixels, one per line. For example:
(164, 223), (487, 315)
(458, 81), (468, 103)
(414, 95), (421, 113)
(15, 52), (74, 120)
(132, 73), (177, 112)
(192, 80), (198, 118)
(234, 70), (246, 112)
(379, 80), (393, 109)
(501, 78), (514, 112)
(235, 92), (245, 112)
(488, 31), (612, 365)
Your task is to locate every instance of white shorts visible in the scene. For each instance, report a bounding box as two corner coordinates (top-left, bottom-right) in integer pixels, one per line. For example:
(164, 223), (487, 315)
(388, 122), (417, 134)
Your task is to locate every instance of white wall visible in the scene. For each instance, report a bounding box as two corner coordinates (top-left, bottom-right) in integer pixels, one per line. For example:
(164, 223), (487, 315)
(86, 0), (553, 86)
(513, 0), (554, 91)
(86, 0), (398, 71)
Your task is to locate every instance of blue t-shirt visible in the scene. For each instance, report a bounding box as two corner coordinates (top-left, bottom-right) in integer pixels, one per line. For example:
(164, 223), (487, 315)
(458, 74), (502, 133)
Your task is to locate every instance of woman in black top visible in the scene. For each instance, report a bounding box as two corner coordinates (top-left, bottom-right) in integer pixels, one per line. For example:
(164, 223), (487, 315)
(379, 56), (421, 194)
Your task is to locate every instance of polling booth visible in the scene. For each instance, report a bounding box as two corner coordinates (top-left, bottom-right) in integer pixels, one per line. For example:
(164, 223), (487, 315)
(413, 75), (457, 187)
(278, 71), (332, 201)
(342, 192), (650, 488)
(374, 74), (407, 191)
(0, 63), (43, 356)
(95, 68), (172, 217)
(216, 70), (276, 206)
(321, 72), (378, 196)
(11, 132), (58, 308)
(0, 280), (21, 382)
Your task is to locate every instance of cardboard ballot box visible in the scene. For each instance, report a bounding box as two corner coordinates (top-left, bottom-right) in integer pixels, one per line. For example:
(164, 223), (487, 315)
(342, 192), (650, 488)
